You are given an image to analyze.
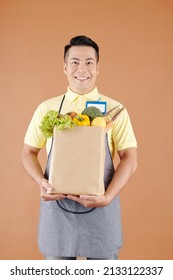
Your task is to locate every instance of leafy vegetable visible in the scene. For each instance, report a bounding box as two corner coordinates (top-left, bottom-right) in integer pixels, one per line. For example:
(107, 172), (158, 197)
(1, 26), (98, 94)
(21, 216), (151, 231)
(82, 106), (103, 121)
(39, 110), (76, 138)
(56, 115), (77, 131)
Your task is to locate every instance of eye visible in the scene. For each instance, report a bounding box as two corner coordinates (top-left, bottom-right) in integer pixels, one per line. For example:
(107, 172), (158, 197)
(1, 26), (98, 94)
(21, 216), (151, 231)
(71, 60), (79, 65)
(86, 61), (93, 65)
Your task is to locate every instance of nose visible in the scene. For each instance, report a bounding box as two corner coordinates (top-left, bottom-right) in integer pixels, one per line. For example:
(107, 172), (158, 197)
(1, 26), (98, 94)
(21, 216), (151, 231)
(77, 62), (87, 72)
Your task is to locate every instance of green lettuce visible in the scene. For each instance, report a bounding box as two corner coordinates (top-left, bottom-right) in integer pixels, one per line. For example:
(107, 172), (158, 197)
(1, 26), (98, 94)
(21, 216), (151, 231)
(39, 110), (76, 138)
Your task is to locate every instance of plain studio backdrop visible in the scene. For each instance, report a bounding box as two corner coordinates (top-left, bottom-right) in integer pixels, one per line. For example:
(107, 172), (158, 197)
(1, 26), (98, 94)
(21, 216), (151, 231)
(0, 0), (172, 260)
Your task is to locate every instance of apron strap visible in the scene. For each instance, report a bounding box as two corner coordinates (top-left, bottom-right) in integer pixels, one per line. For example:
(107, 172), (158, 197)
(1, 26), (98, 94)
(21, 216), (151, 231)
(59, 94), (65, 114)
(57, 200), (95, 214)
(44, 94), (65, 179)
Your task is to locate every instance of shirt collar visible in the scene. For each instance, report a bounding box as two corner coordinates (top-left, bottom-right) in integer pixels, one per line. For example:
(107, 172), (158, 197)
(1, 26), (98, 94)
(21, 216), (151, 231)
(65, 87), (101, 102)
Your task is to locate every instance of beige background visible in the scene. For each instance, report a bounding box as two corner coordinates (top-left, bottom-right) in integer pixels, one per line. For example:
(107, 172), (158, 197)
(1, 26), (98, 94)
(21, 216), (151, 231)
(0, 0), (173, 260)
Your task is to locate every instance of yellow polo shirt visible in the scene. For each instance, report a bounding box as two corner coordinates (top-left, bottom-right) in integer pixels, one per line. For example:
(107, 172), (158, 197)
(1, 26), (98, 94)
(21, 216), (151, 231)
(24, 87), (137, 157)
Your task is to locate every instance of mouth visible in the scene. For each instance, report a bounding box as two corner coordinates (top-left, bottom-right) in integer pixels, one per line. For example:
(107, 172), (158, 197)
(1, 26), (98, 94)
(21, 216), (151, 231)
(75, 76), (90, 81)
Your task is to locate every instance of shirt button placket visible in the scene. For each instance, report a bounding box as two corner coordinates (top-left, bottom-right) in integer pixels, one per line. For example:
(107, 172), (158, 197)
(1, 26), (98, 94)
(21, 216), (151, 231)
(76, 96), (86, 114)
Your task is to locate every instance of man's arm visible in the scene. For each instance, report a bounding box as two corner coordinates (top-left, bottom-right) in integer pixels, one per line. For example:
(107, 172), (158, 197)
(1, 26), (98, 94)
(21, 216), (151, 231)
(67, 147), (137, 207)
(21, 144), (66, 201)
(104, 147), (137, 202)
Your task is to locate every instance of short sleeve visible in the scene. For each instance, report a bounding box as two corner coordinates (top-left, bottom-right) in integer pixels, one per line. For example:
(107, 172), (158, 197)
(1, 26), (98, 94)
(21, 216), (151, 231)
(112, 108), (137, 151)
(24, 104), (47, 148)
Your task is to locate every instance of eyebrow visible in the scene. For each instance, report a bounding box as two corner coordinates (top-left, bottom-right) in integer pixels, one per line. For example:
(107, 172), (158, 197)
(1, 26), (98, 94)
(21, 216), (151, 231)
(70, 57), (95, 61)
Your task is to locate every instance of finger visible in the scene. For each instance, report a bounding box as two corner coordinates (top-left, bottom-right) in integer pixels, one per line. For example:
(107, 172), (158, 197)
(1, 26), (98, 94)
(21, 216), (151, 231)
(39, 178), (53, 192)
(79, 195), (98, 201)
(67, 195), (81, 203)
(41, 193), (66, 201)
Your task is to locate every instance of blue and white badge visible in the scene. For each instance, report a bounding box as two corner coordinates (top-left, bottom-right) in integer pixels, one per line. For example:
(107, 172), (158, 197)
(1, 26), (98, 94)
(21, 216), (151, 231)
(86, 101), (107, 114)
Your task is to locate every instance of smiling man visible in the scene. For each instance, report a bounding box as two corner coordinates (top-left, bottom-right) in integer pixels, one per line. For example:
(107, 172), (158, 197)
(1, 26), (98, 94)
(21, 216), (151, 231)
(22, 35), (137, 260)
(64, 44), (99, 94)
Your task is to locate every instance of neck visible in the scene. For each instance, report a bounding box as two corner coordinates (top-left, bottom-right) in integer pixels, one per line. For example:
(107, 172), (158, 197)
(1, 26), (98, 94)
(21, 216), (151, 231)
(69, 86), (96, 95)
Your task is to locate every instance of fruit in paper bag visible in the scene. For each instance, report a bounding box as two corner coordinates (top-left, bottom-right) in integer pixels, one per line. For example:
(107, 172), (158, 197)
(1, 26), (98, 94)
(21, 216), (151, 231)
(91, 117), (106, 128)
(67, 111), (78, 118)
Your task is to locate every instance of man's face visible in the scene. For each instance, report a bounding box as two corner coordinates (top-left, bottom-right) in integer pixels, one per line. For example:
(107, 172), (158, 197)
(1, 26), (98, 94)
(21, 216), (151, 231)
(64, 46), (99, 94)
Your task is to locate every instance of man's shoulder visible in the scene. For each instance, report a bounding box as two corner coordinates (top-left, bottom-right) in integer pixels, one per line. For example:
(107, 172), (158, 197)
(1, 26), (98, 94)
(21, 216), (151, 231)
(40, 94), (64, 106)
(99, 93), (123, 108)
(37, 94), (65, 111)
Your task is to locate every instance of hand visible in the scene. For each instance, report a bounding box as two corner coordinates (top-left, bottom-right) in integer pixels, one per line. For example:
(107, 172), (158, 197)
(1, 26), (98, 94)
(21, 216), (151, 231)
(39, 178), (67, 201)
(67, 194), (109, 208)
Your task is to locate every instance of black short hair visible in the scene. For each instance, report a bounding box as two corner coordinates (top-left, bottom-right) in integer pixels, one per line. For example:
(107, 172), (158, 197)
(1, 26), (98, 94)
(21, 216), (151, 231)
(64, 35), (99, 62)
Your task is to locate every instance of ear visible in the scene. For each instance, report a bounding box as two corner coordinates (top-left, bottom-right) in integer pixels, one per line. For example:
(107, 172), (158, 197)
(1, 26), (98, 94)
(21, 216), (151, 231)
(63, 62), (67, 75)
(96, 63), (99, 75)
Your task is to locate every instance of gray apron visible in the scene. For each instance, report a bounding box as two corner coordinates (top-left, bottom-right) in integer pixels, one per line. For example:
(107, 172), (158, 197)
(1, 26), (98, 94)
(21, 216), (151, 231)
(38, 96), (122, 258)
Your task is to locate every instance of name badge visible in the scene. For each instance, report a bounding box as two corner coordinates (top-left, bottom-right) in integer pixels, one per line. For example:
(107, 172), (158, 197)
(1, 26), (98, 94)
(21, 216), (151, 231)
(86, 101), (107, 114)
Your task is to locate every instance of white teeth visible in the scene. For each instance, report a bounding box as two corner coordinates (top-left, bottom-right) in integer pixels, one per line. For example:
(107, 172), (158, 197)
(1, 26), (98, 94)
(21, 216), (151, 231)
(75, 77), (88, 80)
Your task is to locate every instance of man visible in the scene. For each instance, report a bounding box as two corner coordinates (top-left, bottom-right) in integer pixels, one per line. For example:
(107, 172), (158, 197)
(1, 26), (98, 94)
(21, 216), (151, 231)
(22, 35), (137, 260)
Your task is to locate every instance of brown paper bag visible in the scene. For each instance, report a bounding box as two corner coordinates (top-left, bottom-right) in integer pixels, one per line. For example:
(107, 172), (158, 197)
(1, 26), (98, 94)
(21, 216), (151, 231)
(49, 126), (106, 196)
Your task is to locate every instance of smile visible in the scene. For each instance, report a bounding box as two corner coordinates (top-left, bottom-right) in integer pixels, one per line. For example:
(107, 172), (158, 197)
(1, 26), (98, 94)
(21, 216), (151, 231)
(75, 76), (89, 81)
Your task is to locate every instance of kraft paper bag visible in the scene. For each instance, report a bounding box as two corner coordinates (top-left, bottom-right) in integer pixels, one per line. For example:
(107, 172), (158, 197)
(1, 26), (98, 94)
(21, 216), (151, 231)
(48, 126), (106, 196)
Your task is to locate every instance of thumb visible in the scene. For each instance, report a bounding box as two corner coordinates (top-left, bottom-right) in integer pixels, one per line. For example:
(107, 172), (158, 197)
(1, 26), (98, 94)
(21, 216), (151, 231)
(39, 178), (53, 192)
